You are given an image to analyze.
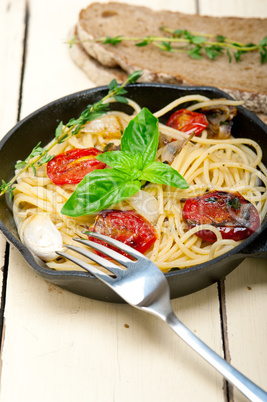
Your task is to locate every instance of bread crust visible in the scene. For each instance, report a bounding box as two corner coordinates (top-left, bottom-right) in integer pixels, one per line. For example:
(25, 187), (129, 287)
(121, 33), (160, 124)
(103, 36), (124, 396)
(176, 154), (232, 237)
(72, 2), (267, 114)
(69, 28), (127, 85)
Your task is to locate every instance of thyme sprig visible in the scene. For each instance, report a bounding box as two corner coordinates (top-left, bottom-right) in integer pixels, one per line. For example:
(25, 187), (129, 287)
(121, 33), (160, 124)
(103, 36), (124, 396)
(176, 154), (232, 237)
(68, 27), (267, 63)
(0, 70), (142, 198)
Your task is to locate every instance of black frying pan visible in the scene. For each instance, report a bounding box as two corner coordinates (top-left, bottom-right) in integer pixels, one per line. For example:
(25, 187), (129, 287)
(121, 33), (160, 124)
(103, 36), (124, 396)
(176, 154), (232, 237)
(0, 83), (266, 302)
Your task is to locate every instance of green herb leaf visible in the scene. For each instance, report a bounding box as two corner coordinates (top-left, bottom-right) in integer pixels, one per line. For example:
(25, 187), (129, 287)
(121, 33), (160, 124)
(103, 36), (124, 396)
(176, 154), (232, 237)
(121, 108), (159, 167)
(108, 78), (118, 91)
(160, 41), (173, 52)
(28, 142), (44, 158)
(0, 180), (14, 201)
(259, 36), (267, 46)
(182, 30), (193, 40)
(68, 36), (77, 48)
(226, 48), (232, 63)
(136, 40), (150, 47)
(113, 95), (128, 104)
(103, 143), (114, 152)
(15, 160), (27, 170)
(15, 142), (44, 170)
(127, 70), (143, 84)
(216, 35), (226, 43)
(228, 197), (241, 210)
(55, 121), (63, 139)
(97, 151), (145, 180)
(96, 151), (137, 171)
(139, 162), (189, 189)
(191, 36), (206, 45)
(206, 197), (218, 203)
(260, 47), (267, 64)
(234, 50), (242, 62)
(102, 36), (122, 45)
(38, 152), (54, 165)
(61, 169), (141, 217)
(172, 29), (183, 37)
(205, 45), (223, 60)
(189, 46), (202, 59)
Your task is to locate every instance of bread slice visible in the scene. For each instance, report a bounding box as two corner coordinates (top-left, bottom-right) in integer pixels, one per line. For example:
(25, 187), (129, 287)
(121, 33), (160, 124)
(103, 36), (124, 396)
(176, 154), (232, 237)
(73, 2), (267, 114)
(69, 27), (127, 85)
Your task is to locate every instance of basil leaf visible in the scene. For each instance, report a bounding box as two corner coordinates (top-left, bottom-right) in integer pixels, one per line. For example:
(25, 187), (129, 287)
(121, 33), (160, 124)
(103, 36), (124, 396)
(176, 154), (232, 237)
(97, 151), (136, 170)
(97, 150), (144, 174)
(121, 108), (159, 167)
(61, 169), (141, 217)
(139, 162), (189, 189)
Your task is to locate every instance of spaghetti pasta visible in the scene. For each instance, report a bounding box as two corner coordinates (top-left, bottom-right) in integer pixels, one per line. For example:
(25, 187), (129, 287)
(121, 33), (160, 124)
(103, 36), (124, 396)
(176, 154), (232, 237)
(12, 95), (267, 272)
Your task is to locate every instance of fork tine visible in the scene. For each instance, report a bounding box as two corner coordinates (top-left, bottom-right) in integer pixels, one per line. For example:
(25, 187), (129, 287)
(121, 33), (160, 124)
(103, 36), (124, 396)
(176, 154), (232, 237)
(81, 232), (148, 262)
(73, 237), (131, 266)
(65, 244), (125, 277)
(56, 250), (114, 284)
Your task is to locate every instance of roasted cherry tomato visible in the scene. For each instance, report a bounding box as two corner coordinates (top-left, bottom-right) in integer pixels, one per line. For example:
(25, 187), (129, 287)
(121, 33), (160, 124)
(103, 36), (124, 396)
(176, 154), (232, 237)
(182, 191), (260, 242)
(88, 209), (157, 257)
(166, 109), (209, 136)
(47, 148), (106, 185)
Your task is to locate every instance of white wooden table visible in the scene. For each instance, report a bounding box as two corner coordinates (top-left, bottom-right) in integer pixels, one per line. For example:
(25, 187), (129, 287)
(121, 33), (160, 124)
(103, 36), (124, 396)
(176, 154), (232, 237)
(0, 1), (266, 401)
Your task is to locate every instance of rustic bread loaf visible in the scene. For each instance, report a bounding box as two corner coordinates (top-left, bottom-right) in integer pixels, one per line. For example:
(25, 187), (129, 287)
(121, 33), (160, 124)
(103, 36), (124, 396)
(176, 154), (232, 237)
(73, 2), (267, 114)
(69, 27), (127, 85)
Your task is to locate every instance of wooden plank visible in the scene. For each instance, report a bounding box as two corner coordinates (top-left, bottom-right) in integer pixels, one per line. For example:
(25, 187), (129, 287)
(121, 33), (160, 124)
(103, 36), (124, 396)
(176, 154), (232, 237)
(19, 0), (93, 117)
(0, 0), (26, 136)
(224, 259), (267, 401)
(199, 0), (267, 398)
(0, 0), (27, 345)
(199, 0), (267, 17)
(0, 0), (225, 401)
(1, 249), (224, 402)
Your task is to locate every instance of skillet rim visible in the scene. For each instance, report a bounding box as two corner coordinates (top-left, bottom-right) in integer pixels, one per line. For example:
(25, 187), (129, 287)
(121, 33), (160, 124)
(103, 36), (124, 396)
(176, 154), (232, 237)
(0, 82), (266, 298)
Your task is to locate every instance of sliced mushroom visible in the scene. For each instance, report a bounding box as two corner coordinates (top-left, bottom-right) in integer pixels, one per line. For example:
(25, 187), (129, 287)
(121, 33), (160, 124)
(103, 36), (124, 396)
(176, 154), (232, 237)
(201, 101), (237, 139)
(161, 132), (195, 164)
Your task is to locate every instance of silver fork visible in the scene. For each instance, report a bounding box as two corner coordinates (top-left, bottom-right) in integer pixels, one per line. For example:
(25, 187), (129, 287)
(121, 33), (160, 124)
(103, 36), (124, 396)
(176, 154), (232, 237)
(57, 233), (267, 402)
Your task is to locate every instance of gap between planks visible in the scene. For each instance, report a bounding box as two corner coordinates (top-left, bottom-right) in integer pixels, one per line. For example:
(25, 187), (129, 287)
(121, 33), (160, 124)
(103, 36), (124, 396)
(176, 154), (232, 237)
(17, 0), (30, 122)
(0, 243), (9, 355)
(218, 279), (233, 402)
(0, 0), (29, 361)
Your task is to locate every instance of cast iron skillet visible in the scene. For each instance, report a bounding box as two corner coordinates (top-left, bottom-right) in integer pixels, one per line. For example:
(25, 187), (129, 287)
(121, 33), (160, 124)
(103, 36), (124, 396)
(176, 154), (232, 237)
(0, 83), (266, 302)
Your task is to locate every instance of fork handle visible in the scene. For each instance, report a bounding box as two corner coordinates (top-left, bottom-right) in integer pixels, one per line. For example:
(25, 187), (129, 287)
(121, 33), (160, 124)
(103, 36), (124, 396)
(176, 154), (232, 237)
(165, 311), (267, 402)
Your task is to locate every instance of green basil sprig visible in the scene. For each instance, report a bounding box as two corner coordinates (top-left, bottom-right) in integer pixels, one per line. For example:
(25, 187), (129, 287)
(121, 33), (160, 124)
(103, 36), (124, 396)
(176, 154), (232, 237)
(61, 108), (188, 217)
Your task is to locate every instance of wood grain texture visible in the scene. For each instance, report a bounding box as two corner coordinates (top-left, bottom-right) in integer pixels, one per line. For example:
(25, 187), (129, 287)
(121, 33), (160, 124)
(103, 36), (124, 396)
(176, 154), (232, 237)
(199, 0), (267, 17)
(0, 0), (27, 349)
(224, 259), (267, 401)
(1, 247), (224, 402)
(0, 0), (26, 136)
(198, 1), (267, 399)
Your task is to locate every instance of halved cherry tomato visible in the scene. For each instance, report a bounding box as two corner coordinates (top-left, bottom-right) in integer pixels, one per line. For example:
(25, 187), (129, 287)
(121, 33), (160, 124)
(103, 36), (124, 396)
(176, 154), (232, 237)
(166, 109), (209, 136)
(47, 148), (106, 185)
(182, 191), (260, 242)
(88, 209), (157, 257)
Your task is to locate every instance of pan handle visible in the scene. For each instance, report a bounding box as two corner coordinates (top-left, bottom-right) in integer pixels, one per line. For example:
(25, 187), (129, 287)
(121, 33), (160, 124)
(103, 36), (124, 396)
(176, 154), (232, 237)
(240, 225), (267, 259)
